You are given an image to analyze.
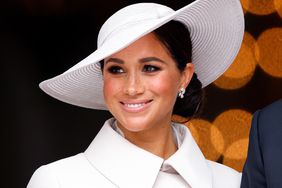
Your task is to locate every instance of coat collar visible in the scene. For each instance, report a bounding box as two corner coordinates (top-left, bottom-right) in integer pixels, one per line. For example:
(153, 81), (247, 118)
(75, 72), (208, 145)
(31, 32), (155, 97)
(84, 118), (212, 188)
(166, 122), (213, 188)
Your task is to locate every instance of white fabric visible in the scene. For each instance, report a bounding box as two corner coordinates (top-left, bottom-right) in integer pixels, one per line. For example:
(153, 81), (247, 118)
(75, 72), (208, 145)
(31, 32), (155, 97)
(154, 171), (191, 187)
(38, 0), (244, 110)
(27, 118), (242, 188)
(112, 120), (179, 174)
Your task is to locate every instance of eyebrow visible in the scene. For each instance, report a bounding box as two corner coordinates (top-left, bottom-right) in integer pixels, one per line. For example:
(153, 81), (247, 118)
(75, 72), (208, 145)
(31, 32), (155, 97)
(105, 57), (166, 64)
(139, 57), (166, 64)
(105, 58), (124, 64)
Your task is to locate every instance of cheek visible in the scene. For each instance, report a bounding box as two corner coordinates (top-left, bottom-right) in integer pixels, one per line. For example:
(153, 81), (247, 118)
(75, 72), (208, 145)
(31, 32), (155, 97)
(149, 73), (179, 98)
(103, 77), (121, 101)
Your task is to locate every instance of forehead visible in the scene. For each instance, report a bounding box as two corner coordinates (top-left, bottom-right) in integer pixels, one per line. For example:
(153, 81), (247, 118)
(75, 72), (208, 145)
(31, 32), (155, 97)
(105, 32), (171, 61)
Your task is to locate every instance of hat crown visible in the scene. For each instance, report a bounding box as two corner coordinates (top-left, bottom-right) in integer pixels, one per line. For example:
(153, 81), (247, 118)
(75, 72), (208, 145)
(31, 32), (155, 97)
(97, 3), (174, 47)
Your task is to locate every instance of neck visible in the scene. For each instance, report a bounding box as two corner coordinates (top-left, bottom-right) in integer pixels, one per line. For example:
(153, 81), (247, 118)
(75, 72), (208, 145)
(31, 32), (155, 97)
(117, 120), (177, 159)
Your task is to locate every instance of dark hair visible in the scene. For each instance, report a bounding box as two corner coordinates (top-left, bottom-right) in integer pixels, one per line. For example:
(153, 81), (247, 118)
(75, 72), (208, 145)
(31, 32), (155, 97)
(153, 20), (205, 119)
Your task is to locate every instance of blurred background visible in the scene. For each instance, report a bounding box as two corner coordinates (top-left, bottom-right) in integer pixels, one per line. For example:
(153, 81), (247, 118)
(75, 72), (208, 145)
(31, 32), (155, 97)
(1, 0), (281, 187)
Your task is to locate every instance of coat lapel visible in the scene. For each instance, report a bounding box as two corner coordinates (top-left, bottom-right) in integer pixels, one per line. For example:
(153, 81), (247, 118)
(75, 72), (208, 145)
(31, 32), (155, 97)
(84, 118), (163, 188)
(166, 123), (213, 188)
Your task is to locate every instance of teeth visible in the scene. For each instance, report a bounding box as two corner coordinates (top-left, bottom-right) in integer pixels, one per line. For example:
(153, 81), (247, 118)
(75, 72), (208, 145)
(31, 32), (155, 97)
(125, 103), (145, 108)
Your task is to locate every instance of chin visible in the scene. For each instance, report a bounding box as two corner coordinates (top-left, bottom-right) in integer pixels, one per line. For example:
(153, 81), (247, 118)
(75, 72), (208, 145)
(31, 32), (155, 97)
(118, 117), (152, 133)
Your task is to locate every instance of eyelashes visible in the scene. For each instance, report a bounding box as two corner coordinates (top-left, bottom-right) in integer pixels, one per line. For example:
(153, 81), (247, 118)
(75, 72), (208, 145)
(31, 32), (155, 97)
(106, 65), (161, 74)
(107, 66), (124, 74)
(143, 65), (161, 72)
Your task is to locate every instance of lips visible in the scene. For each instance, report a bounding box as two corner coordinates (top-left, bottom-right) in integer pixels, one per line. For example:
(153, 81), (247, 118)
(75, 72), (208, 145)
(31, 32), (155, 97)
(120, 100), (153, 113)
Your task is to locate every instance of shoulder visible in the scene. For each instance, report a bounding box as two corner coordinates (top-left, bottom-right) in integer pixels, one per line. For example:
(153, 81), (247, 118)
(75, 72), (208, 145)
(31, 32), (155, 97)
(27, 164), (60, 188)
(252, 99), (282, 143)
(259, 99), (282, 115)
(27, 153), (106, 188)
(207, 160), (241, 188)
(254, 99), (282, 128)
(32, 153), (91, 174)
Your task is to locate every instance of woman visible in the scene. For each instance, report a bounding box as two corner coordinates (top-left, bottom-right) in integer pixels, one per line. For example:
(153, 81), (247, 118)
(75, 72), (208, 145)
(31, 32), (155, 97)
(27, 0), (244, 187)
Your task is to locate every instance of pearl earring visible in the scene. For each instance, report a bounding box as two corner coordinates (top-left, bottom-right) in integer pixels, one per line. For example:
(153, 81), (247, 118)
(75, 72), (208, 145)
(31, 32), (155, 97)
(178, 88), (185, 99)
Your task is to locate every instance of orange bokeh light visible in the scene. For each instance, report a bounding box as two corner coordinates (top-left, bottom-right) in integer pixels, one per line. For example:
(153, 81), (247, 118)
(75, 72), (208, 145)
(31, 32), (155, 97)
(241, 0), (277, 15)
(274, 0), (282, 18)
(186, 119), (222, 161)
(256, 27), (282, 78)
(213, 32), (257, 90)
(213, 109), (252, 170)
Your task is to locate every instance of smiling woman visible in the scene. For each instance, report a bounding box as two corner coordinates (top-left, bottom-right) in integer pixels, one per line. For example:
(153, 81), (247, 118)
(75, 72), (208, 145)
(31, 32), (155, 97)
(27, 0), (244, 188)
(102, 32), (194, 156)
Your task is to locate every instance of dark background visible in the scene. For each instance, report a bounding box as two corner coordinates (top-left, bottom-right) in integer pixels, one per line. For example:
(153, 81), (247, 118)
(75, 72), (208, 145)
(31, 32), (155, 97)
(1, 0), (281, 187)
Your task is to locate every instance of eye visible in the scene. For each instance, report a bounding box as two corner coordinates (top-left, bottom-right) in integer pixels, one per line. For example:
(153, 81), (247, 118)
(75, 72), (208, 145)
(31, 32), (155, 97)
(107, 66), (124, 74)
(143, 65), (160, 72)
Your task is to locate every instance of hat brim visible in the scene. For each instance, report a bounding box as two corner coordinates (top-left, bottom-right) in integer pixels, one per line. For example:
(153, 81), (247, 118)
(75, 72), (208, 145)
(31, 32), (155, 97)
(39, 0), (244, 110)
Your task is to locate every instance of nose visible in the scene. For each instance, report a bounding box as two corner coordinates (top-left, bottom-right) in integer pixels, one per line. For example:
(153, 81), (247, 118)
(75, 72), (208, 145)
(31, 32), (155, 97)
(123, 72), (144, 96)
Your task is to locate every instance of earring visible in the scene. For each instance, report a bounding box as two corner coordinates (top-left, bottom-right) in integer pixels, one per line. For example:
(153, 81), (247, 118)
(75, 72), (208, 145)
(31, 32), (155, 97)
(178, 88), (185, 99)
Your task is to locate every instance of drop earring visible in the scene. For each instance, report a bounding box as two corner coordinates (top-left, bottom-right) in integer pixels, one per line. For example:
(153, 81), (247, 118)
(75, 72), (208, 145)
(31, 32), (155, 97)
(178, 88), (185, 99)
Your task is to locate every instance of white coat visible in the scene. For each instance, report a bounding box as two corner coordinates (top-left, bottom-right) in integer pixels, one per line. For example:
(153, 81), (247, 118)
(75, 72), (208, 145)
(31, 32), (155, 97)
(27, 118), (241, 188)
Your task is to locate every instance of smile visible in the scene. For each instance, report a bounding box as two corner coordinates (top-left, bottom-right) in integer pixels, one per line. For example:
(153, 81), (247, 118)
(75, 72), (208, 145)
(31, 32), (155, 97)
(120, 100), (153, 112)
(125, 103), (146, 108)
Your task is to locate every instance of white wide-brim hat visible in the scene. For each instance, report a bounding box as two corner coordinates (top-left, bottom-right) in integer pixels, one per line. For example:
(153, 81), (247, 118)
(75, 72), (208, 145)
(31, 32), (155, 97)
(39, 0), (244, 110)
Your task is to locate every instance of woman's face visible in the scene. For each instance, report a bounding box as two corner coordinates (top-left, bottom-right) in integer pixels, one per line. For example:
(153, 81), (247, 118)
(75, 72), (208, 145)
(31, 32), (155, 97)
(103, 33), (193, 133)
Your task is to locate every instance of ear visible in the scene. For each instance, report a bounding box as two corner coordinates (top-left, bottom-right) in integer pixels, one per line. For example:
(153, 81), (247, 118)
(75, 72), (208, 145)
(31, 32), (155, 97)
(179, 63), (194, 89)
